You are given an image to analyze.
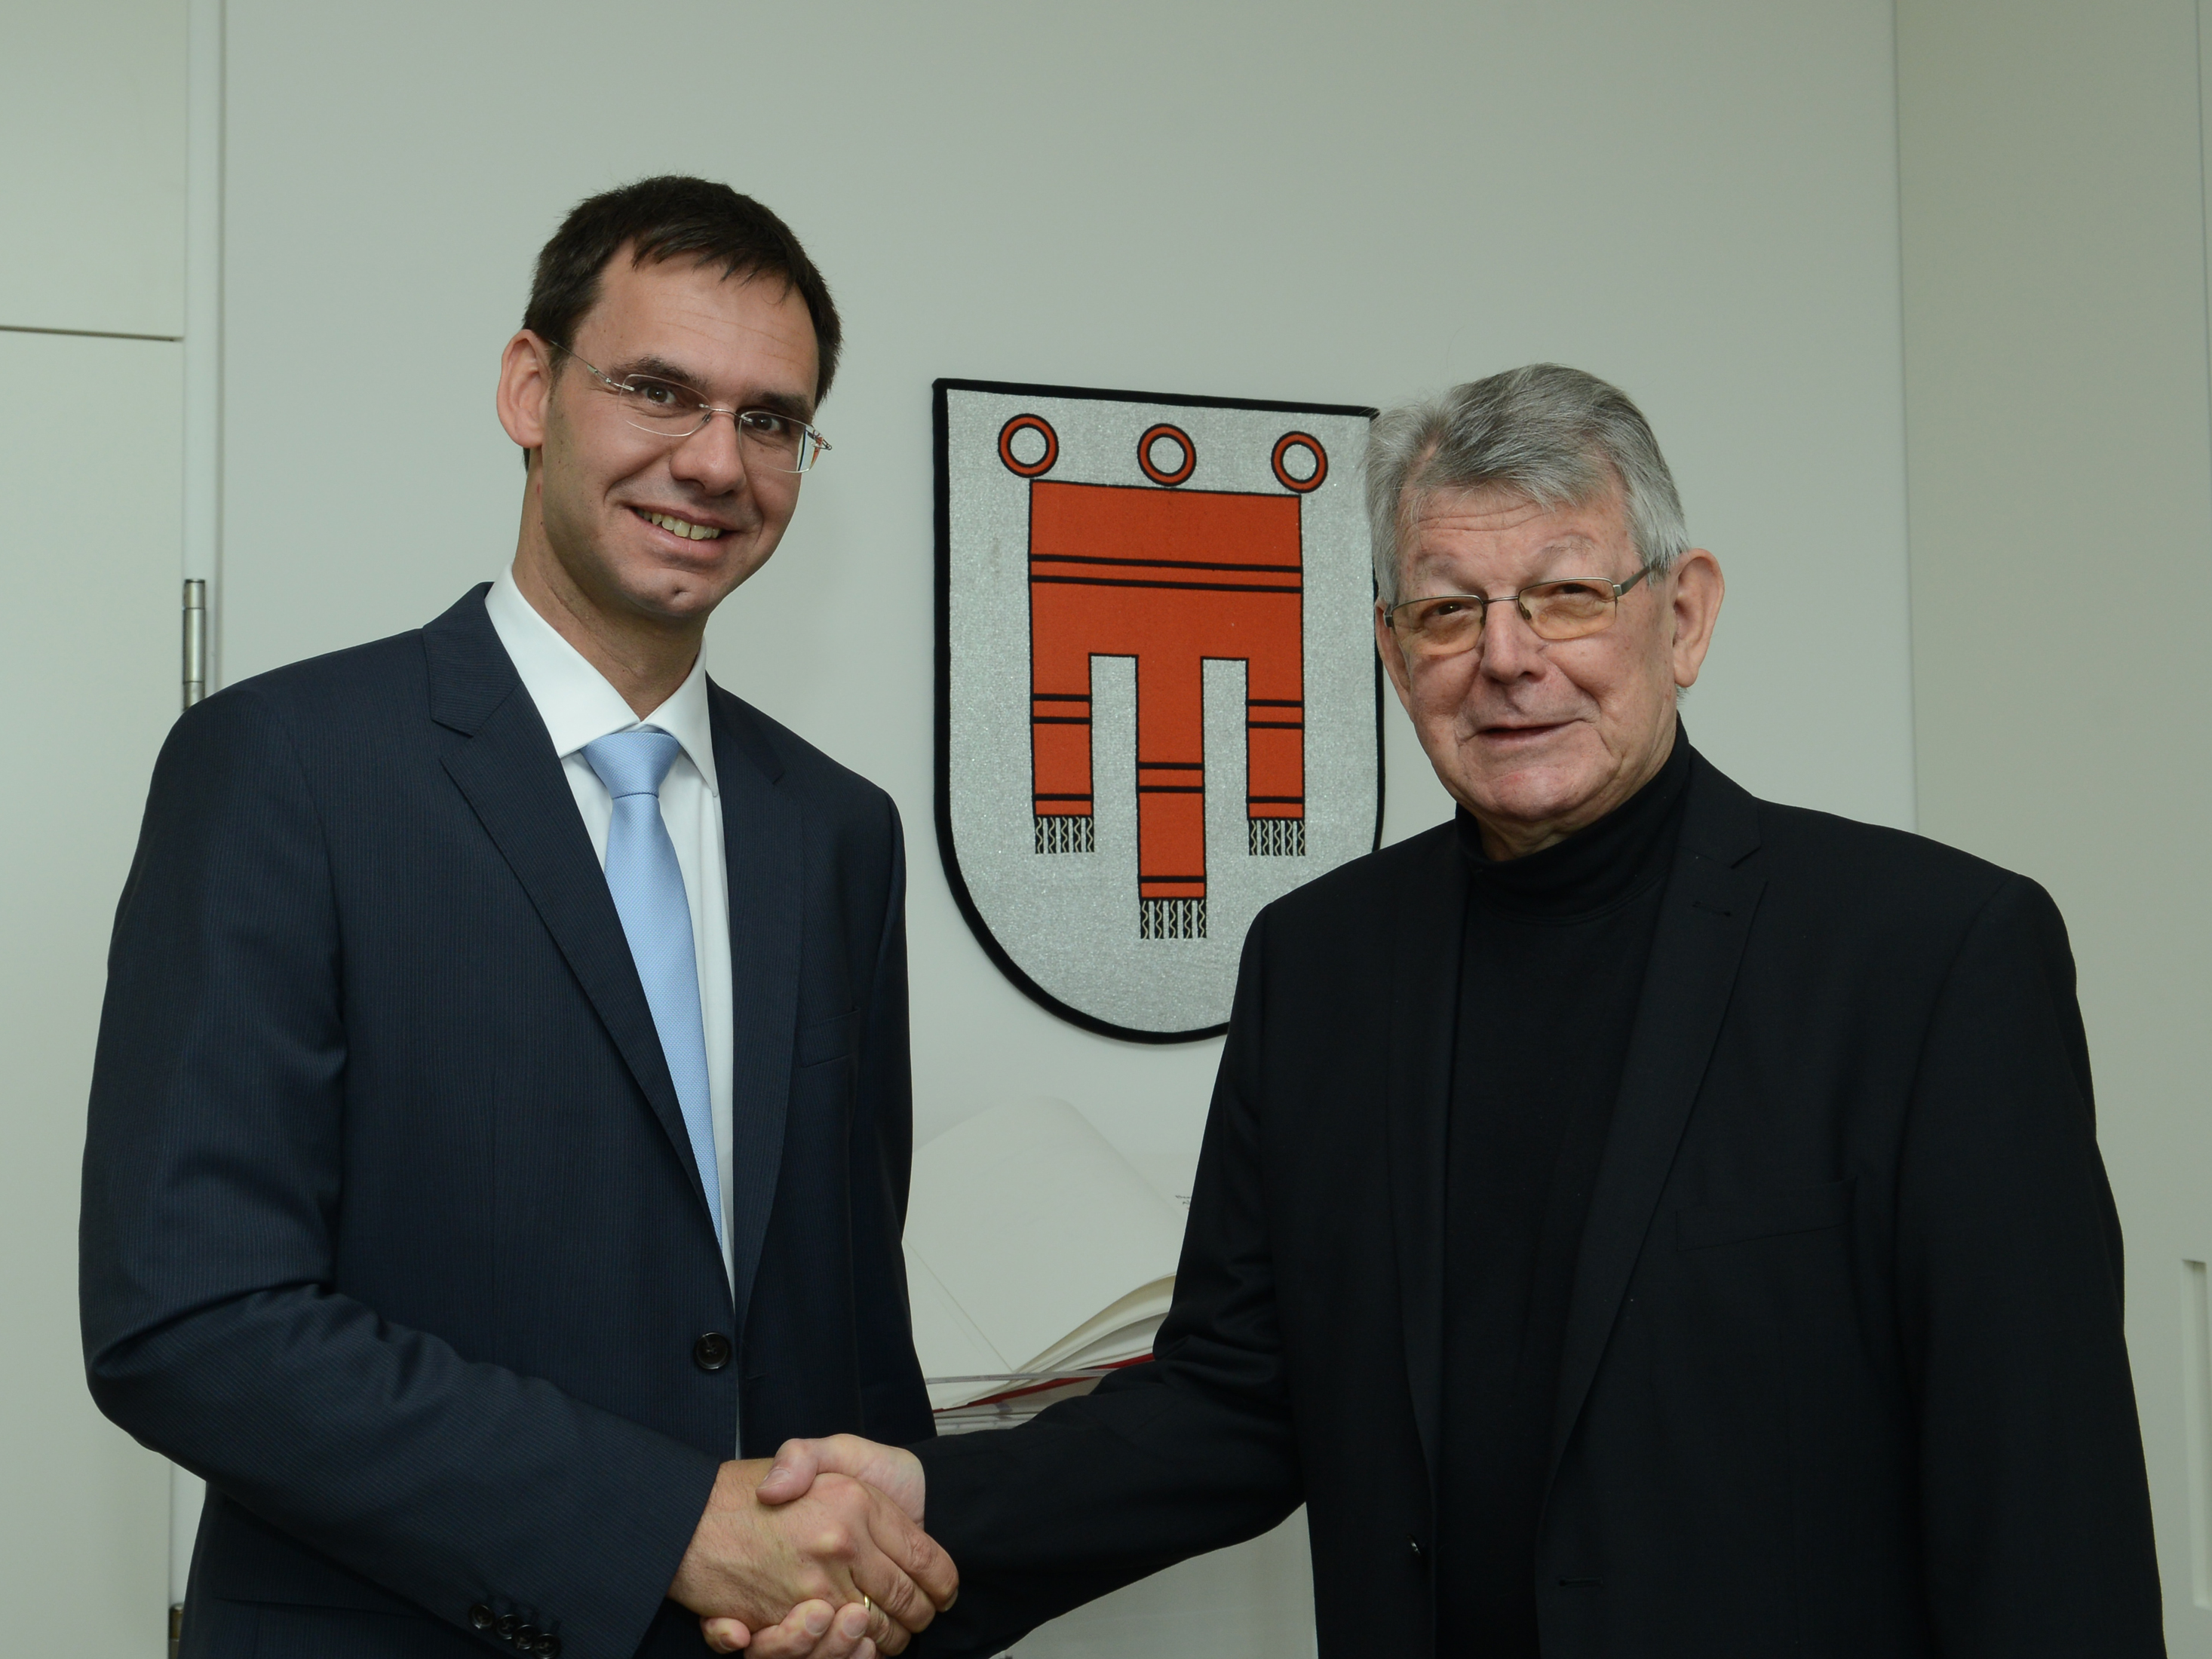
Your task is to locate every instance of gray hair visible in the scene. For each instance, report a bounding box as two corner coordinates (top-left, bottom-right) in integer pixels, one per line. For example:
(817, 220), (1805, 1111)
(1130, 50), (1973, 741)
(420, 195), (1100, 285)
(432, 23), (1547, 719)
(1362, 364), (1689, 608)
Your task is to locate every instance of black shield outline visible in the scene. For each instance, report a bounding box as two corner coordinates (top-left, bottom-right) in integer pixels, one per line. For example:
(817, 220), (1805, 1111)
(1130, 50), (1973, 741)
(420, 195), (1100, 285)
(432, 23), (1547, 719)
(933, 376), (1385, 1044)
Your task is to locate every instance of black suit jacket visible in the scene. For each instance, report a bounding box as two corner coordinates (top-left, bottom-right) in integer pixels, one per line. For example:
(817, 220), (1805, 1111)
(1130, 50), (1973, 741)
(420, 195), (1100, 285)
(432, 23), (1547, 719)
(915, 748), (2163, 1657)
(79, 588), (931, 1659)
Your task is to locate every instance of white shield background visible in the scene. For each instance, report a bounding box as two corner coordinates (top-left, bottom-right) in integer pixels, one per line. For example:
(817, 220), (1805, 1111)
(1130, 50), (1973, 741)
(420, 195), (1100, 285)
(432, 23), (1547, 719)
(937, 381), (1380, 1039)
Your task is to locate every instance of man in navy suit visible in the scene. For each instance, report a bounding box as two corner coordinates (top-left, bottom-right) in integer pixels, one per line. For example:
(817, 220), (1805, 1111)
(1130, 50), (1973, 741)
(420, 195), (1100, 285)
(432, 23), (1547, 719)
(81, 177), (953, 1659)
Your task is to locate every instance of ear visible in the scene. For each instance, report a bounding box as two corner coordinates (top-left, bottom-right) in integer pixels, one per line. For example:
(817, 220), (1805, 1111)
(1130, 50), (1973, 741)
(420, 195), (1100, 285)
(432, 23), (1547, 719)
(1667, 550), (1725, 689)
(1375, 603), (1416, 713)
(495, 330), (558, 458)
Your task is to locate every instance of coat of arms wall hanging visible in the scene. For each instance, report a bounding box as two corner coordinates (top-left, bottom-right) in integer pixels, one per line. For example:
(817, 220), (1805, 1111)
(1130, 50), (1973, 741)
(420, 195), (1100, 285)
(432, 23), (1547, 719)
(934, 379), (1382, 1042)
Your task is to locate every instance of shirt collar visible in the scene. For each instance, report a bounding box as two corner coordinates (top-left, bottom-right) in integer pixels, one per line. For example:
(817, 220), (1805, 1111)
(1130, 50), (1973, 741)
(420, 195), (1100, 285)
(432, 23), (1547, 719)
(483, 566), (719, 796)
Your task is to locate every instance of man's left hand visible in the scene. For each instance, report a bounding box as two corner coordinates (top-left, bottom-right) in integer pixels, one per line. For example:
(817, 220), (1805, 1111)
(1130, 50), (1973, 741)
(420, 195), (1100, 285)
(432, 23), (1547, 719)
(703, 1594), (876, 1657)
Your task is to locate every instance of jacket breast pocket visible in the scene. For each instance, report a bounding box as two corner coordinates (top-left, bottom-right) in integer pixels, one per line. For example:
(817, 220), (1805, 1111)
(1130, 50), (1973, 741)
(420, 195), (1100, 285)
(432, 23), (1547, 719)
(796, 1009), (857, 1069)
(1677, 1178), (1855, 1251)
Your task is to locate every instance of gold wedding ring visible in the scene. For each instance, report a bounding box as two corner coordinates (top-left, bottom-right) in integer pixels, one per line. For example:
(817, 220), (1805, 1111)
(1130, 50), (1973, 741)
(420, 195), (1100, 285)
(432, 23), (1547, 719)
(861, 1593), (874, 1618)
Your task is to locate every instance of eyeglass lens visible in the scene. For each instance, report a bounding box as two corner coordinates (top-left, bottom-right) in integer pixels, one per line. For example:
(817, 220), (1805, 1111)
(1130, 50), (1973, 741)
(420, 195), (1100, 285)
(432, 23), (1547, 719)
(1394, 579), (1625, 656)
(612, 374), (823, 472)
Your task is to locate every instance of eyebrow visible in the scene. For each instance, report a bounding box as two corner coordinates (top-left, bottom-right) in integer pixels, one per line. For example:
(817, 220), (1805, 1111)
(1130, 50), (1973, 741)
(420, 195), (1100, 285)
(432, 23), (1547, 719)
(1415, 534), (1604, 569)
(607, 353), (701, 385)
(1532, 534), (1600, 557)
(606, 354), (816, 420)
(1515, 539), (1621, 576)
(744, 387), (815, 420)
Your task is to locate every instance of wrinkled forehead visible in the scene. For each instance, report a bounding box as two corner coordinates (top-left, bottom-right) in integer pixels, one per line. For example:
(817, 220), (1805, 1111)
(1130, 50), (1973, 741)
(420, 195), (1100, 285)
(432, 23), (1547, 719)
(1399, 481), (1635, 581)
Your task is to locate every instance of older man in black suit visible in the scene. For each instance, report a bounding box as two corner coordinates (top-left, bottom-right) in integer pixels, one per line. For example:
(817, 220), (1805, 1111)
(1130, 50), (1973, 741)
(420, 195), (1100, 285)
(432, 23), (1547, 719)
(731, 364), (2164, 1659)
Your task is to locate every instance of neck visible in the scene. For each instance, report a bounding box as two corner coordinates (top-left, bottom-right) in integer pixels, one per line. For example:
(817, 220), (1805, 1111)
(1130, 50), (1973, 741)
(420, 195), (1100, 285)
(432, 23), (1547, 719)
(1475, 817), (1575, 862)
(511, 523), (701, 719)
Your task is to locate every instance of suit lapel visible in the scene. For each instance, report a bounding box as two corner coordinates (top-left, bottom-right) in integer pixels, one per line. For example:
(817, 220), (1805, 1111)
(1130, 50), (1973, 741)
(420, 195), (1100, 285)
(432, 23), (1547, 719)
(424, 589), (719, 1250)
(710, 686), (801, 1345)
(1546, 756), (1764, 1483)
(1384, 824), (1470, 1492)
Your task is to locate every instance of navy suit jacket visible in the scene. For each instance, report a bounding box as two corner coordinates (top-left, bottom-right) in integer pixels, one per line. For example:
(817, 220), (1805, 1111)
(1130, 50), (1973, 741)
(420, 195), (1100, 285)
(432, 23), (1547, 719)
(80, 587), (932, 1659)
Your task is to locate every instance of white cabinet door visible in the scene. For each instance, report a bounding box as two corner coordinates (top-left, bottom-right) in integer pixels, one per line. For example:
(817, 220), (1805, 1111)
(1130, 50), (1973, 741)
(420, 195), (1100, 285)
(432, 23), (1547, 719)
(0, 0), (188, 339)
(0, 329), (182, 1657)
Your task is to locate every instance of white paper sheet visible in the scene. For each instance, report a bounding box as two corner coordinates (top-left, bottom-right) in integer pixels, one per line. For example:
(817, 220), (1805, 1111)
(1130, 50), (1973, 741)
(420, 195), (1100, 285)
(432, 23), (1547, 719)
(904, 1097), (1187, 1407)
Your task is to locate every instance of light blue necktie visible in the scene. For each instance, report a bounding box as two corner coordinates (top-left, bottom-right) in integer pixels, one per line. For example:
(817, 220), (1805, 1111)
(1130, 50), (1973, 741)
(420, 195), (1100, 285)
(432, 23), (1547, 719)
(584, 728), (723, 1253)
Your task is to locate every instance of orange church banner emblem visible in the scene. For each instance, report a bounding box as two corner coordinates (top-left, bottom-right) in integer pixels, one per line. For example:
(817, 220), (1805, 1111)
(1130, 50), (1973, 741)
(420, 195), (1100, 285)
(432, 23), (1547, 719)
(935, 379), (1380, 1041)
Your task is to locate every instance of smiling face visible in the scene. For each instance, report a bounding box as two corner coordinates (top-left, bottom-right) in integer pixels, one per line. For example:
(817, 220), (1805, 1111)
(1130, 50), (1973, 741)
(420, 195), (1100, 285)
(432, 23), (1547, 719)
(1375, 482), (1724, 858)
(497, 249), (820, 643)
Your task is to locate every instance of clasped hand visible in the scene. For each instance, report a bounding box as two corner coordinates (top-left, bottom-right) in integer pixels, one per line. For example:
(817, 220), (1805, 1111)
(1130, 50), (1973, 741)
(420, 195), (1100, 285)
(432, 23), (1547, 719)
(670, 1436), (947, 1657)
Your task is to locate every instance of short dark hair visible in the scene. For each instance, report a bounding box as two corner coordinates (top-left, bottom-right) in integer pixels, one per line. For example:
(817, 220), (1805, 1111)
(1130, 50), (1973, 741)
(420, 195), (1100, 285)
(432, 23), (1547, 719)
(522, 175), (842, 406)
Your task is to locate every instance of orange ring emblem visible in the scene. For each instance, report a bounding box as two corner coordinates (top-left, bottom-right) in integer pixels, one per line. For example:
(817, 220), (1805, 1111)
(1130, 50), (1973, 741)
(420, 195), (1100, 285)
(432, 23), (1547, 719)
(1137, 423), (1196, 486)
(999, 414), (1059, 477)
(1271, 431), (1327, 494)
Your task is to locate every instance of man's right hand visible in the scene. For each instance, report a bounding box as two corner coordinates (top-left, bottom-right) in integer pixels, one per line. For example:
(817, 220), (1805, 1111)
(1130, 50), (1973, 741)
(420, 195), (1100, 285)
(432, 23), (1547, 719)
(668, 1457), (956, 1655)
(700, 1437), (937, 1657)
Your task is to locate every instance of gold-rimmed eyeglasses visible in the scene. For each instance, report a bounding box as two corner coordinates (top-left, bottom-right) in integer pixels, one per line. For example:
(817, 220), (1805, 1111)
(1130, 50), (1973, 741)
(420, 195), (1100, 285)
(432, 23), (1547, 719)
(549, 342), (830, 474)
(1385, 568), (1652, 661)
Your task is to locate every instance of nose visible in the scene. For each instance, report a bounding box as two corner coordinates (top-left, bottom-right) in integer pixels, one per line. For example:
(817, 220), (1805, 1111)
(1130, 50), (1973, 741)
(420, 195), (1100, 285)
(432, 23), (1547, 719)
(667, 407), (750, 498)
(1477, 597), (1547, 679)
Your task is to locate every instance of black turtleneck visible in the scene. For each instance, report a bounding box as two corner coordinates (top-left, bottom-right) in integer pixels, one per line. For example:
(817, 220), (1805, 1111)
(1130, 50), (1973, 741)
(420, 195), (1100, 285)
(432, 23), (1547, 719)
(1436, 727), (1693, 1656)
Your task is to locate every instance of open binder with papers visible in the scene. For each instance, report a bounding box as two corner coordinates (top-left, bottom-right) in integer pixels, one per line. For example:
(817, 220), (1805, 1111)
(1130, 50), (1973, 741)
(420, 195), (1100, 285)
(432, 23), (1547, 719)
(903, 1097), (1188, 1431)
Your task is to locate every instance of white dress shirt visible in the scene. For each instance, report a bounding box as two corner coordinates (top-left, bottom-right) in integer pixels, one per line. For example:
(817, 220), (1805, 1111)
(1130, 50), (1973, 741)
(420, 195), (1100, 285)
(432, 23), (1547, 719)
(485, 569), (736, 1289)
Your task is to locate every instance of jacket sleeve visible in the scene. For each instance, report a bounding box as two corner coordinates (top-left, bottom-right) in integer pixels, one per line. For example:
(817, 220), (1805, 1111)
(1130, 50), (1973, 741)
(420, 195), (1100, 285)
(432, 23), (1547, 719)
(913, 915), (1305, 1657)
(1896, 874), (2164, 1654)
(78, 685), (718, 1659)
(846, 800), (934, 1448)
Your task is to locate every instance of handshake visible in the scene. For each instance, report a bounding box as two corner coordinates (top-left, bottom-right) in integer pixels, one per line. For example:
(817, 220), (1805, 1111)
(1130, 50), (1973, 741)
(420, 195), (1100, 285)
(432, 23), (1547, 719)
(670, 1435), (956, 1658)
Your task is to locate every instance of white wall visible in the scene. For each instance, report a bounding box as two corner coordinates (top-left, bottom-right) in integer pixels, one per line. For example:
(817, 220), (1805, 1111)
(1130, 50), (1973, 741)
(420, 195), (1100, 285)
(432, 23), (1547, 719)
(0, 1), (1919, 1649)
(1897, 1), (2212, 1649)
(0, 6), (190, 1651)
(215, 0), (1917, 1212)
(204, 8), (1916, 1646)
(21, 0), (2212, 1648)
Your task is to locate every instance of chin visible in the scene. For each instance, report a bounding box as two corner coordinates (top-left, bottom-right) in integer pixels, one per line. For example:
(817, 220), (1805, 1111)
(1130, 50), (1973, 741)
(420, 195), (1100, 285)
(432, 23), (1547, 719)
(617, 554), (739, 607)
(1464, 762), (1606, 828)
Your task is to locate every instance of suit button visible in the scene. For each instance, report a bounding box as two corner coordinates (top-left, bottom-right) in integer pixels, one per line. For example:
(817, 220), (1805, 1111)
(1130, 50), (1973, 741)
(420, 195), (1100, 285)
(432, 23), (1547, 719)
(693, 1332), (733, 1372)
(495, 1614), (520, 1638)
(468, 1605), (495, 1630)
(536, 1639), (563, 1657)
(514, 1624), (538, 1645)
